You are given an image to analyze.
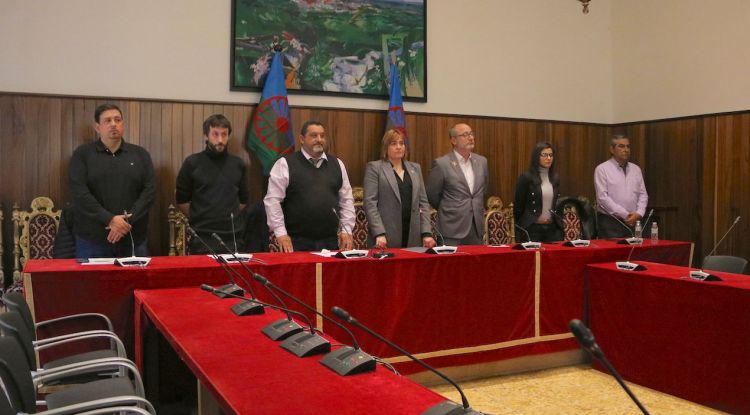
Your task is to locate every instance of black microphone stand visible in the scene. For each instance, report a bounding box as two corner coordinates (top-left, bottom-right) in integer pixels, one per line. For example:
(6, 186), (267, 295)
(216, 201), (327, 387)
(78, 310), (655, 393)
(253, 274), (376, 376)
(569, 319), (650, 415)
(331, 306), (488, 415)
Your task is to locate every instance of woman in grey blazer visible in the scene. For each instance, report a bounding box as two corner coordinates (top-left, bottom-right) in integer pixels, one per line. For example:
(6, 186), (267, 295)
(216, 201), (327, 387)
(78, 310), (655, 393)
(363, 130), (436, 249)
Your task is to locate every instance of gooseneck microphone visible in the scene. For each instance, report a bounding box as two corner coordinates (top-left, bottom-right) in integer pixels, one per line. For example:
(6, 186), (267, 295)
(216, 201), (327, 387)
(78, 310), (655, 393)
(187, 227), (246, 299)
(253, 273), (306, 340)
(569, 319), (650, 415)
(211, 233), (261, 300)
(548, 209), (590, 247)
(598, 206), (644, 245)
(513, 224), (541, 250)
(331, 306), (487, 415)
(199, 284), (306, 335)
(690, 216), (741, 281)
(419, 208), (457, 254)
(252, 274), (376, 376)
(115, 210), (151, 267)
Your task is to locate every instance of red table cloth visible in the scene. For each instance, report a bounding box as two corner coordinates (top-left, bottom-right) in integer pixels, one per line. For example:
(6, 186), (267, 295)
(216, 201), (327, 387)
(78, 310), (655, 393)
(134, 287), (447, 414)
(586, 261), (750, 414)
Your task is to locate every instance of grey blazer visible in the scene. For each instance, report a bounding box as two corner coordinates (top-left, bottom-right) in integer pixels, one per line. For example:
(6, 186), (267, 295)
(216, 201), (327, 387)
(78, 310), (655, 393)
(363, 160), (432, 248)
(426, 151), (489, 240)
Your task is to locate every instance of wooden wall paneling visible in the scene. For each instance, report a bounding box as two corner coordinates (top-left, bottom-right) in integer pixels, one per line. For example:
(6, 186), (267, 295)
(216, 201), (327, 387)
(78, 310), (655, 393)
(715, 113), (750, 263)
(3, 92), (746, 263)
(699, 116), (718, 267)
(0, 95), (8, 284)
(643, 119), (702, 248)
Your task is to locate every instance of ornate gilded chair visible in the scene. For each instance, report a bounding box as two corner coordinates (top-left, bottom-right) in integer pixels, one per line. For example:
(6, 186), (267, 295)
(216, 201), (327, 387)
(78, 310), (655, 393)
(483, 196), (515, 245)
(167, 204), (188, 256)
(350, 186), (368, 250)
(12, 197), (62, 286)
(555, 196), (595, 241)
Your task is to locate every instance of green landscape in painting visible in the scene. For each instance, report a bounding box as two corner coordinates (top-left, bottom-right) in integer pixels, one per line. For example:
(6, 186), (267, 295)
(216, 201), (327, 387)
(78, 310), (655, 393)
(233, 0), (426, 100)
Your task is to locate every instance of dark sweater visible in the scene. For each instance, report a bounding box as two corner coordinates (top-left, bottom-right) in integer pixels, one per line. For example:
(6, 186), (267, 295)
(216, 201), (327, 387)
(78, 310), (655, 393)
(175, 149), (249, 247)
(281, 152), (343, 239)
(69, 139), (155, 245)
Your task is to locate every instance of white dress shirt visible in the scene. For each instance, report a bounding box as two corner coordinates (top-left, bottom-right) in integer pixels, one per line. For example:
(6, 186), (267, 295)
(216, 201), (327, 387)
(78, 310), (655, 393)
(264, 148), (355, 237)
(453, 150), (475, 194)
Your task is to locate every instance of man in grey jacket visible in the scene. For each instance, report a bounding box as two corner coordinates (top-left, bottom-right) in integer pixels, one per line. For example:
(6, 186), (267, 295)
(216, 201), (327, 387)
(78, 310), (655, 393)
(426, 123), (489, 246)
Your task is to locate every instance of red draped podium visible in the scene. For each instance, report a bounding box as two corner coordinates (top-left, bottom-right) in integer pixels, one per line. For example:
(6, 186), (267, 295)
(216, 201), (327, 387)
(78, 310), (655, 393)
(586, 262), (750, 414)
(134, 287), (446, 414)
(25, 241), (691, 374)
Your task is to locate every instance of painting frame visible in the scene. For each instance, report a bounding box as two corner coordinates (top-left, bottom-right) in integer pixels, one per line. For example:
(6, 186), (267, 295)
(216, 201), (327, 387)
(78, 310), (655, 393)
(230, 0), (427, 102)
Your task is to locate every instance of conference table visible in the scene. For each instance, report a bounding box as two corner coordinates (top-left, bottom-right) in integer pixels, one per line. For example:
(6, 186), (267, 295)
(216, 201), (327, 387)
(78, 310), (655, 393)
(134, 287), (448, 414)
(586, 261), (750, 414)
(23, 240), (691, 375)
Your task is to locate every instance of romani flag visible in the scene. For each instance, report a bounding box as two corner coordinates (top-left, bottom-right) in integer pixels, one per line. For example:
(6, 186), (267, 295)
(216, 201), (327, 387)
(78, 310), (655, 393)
(247, 51), (295, 176)
(386, 61), (407, 140)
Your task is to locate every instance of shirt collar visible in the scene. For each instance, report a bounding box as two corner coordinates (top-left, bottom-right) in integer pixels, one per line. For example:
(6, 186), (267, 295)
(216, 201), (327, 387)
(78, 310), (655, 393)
(301, 147), (327, 161)
(95, 138), (127, 154)
(608, 157), (628, 170)
(453, 149), (471, 164)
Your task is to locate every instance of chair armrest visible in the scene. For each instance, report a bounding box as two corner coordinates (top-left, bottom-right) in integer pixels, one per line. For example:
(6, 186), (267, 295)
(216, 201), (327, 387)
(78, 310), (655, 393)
(34, 330), (126, 358)
(36, 312), (114, 332)
(37, 396), (155, 415)
(34, 358), (145, 397)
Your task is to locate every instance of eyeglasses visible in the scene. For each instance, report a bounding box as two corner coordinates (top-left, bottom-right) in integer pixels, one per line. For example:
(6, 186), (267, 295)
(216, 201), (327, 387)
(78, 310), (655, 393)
(540, 153), (554, 159)
(454, 131), (475, 138)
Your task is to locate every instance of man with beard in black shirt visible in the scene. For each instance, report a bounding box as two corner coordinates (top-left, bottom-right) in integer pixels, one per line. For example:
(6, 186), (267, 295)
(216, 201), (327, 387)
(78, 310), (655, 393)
(176, 114), (249, 254)
(69, 103), (155, 258)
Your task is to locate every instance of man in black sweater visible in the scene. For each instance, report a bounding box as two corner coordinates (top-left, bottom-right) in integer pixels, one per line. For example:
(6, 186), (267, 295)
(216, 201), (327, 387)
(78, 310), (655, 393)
(176, 114), (249, 254)
(69, 103), (155, 258)
(263, 121), (355, 252)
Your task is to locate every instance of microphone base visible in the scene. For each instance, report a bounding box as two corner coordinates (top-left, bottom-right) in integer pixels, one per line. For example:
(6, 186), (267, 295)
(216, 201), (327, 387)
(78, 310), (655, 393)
(373, 251), (396, 259)
(319, 346), (376, 376)
(563, 239), (590, 247)
(615, 261), (647, 271)
(280, 331), (331, 357)
(512, 242), (542, 250)
(215, 253), (253, 263)
(230, 300), (265, 316)
(262, 318), (305, 340)
(617, 237), (643, 245)
(421, 401), (483, 415)
(212, 283), (245, 298)
(425, 245), (458, 254)
(689, 270), (723, 281)
(115, 256), (151, 267)
(335, 249), (369, 258)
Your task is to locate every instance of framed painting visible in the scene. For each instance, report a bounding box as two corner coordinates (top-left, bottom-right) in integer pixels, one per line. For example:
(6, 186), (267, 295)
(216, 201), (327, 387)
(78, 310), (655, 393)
(231, 0), (427, 102)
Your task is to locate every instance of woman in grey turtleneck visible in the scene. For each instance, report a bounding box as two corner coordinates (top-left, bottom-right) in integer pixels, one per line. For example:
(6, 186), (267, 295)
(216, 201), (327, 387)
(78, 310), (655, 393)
(513, 142), (563, 243)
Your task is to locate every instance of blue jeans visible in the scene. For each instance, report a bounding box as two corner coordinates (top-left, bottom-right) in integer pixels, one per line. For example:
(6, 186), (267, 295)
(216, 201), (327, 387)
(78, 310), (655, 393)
(75, 236), (149, 259)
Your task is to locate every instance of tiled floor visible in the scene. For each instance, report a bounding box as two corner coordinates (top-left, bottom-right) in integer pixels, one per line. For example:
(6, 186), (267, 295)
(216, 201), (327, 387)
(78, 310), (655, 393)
(428, 365), (725, 415)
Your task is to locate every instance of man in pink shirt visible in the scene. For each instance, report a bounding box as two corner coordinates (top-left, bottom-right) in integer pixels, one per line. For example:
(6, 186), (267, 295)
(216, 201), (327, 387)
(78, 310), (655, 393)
(594, 135), (649, 238)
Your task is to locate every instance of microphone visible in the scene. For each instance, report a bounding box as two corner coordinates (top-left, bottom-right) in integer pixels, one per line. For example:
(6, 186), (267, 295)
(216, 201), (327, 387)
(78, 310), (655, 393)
(613, 210), (652, 270)
(186, 227), (247, 300)
(548, 209), (590, 247)
(641, 208), (655, 230)
(253, 274), (376, 376)
(211, 233), (262, 300)
(253, 276), (307, 340)
(690, 216), (741, 281)
(330, 208), (369, 259)
(598, 206), (642, 245)
(199, 284), (305, 336)
(569, 319), (650, 415)
(114, 210), (151, 267)
(512, 224), (541, 250)
(419, 207), (457, 254)
(331, 306), (487, 415)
